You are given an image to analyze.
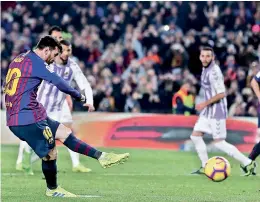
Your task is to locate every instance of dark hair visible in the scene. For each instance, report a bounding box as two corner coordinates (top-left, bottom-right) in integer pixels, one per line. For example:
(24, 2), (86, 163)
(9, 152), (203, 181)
(48, 26), (62, 35)
(201, 46), (214, 53)
(60, 39), (71, 46)
(35, 35), (62, 53)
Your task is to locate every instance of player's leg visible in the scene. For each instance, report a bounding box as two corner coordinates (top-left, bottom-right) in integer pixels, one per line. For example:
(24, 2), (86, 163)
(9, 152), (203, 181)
(61, 102), (91, 172)
(9, 120), (76, 197)
(53, 121), (129, 168)
(42, 147), (58, 191)
(28, 110), (61, 165)
(43, 147), (76, 197)
(245, 120), (260, 175)
(63, 123), (92, 173)
(16, 141), (27, 170)
(248, 141), (260, 162)
(31, 152), (40, 163)
(190, 117), (210, 174)
(15, 140), (34, 175)
(41, 118), (77, 197)
(248, 119), (260, 162)
(210, 119), (256, 176)
(22, 141), (34, 175)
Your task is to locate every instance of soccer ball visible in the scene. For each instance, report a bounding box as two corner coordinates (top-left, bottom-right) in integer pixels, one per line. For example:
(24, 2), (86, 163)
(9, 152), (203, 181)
(204, 156), (231, 182)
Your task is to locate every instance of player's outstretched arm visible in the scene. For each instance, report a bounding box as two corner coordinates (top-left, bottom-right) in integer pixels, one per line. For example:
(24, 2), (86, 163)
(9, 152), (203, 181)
(52, 75), (83, 102)
(38, 64), (84, 102)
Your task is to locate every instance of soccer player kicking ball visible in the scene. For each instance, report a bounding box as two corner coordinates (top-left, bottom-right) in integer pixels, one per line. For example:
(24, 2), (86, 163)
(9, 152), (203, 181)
(4, 36), (129, 197)
(239, 71), (260, 175)
(16, 26), (92, 174)
(190, 47), (256, 176)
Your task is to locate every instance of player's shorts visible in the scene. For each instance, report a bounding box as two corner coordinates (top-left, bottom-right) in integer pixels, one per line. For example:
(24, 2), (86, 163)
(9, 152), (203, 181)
(47, 101), (72, 123)
(9, 117), (60, 158)
(193, 116), (227, 139)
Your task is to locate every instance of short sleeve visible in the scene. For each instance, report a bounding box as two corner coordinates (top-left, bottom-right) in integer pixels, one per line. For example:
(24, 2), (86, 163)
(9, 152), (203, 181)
(210, 67), (226, 94)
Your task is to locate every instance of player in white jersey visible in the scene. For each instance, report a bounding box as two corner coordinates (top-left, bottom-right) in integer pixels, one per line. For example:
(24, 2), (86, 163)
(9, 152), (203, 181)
(190, 47), (256, 176)
(16, 28), (93, 174)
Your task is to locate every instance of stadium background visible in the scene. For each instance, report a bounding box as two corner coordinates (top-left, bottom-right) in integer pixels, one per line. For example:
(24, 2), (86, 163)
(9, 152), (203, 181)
(1, 1), (259, 115)
(1, 1), (260, 149)
(1, 2), (260, 145)
(1, 1), (260, 152)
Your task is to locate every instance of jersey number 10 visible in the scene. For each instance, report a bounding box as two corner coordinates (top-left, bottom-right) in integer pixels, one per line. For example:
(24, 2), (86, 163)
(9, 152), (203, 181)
(4, 68), (21, 96)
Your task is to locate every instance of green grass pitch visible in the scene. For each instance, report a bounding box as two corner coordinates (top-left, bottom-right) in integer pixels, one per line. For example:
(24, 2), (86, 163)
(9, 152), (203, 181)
(1, 145), (260, 202)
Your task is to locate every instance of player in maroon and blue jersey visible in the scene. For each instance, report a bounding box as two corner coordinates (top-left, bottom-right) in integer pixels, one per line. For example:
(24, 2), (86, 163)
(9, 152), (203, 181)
(240, 71), (260, 176)
(4, 35), (130, 197)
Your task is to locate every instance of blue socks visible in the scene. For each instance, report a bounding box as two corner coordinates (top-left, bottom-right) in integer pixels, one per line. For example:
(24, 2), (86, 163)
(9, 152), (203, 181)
(249, 141), (260, 161)
(42, 160), (57, 190)
(63, 134), (102, 159)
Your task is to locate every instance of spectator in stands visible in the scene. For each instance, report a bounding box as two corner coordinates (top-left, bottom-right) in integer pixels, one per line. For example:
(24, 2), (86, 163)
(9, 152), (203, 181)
(172, 81), (195, 115)
(229, 94), (246, 117)
(1, 2), (259, 117)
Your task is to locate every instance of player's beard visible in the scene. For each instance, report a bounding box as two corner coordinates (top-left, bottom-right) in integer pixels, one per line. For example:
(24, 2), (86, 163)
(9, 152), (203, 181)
(46, 56), (54, 65)
(202, 59), (213, 68)
(61, 57), (68, 65)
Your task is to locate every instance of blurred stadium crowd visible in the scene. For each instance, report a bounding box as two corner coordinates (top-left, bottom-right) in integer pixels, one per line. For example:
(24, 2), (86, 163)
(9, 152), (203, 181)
(1, 1), (260, 116)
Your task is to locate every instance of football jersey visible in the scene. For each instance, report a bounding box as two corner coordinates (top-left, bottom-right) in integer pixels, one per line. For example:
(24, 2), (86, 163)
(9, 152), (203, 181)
(200, 61), (228, 119)
(4, 51), (81, 126)
(37, 58), (93, 112)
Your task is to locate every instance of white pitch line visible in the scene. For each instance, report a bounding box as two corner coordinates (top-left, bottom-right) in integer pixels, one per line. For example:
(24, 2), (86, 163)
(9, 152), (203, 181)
(101, 173), (260, 177)
(77, 195), (101, 198)
(2, 173), (25, 176)
(102, 173), (180, 176)
(1, 173), (198, 177)
(2, 172), (259, 177)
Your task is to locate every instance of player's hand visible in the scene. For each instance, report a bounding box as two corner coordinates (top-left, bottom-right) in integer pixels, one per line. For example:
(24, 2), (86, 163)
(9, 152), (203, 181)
(83, 103), (95, 112)
(195, 102), (207, 111)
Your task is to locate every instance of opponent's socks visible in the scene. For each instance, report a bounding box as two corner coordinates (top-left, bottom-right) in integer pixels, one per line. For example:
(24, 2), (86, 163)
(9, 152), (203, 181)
(67, 148), (80, 167)
(31, 152), (40, 163)
(42, 160), (58, 190)
(190, 136), (208, 167)
(248, 141), (260, 161)
(63, 134), (102, 160)
(214, 140), (251, 166)
(16, 141), (28, 164)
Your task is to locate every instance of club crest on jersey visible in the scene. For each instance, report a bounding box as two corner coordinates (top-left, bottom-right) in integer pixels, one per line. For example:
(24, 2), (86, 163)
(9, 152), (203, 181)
(45, 63), (54, 73)
(14, 57), (24, 63)
(63, 69), (71, 79)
